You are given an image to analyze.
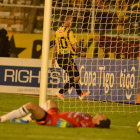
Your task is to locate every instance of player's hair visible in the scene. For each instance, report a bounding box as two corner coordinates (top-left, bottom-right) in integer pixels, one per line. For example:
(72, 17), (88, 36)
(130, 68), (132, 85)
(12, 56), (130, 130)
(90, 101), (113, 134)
(60, 9), (73, 21)
(95, 119), (111, 128)
(65, 15), (73, 22)
(62, 15), (73, 27)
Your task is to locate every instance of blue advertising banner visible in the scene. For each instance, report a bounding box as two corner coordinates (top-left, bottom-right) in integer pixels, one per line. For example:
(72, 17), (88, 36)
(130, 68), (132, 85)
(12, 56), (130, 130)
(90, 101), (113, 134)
(64, 58), (140, 104)
(0, 58), (139, 103)
(0, 66), (63, 88)
(0, 66), (41, 87)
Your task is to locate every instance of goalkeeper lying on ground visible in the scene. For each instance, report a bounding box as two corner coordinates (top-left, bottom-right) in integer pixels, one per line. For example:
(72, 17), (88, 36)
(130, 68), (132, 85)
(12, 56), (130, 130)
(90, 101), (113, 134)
(0, 100), (110, 128)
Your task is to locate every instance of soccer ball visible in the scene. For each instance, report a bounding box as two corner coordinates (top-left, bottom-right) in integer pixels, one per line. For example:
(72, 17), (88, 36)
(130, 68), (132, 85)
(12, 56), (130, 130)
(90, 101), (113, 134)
(137, 121), (140, 133)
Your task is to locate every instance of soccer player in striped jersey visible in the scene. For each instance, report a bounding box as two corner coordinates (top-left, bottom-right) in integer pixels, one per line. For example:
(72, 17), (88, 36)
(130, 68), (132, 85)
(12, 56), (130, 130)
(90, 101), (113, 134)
(0, 100), (111, 128)
(52, 15), (90, 100)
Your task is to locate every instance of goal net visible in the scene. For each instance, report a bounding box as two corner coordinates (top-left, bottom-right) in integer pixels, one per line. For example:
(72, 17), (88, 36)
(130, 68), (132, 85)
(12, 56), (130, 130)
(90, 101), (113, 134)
(48, 0), (140, 114)
(0, 0), (139, 114)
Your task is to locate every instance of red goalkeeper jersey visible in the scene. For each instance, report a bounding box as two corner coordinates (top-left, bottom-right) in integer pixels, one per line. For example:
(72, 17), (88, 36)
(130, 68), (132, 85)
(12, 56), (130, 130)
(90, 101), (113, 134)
(36, 108), (95, 127)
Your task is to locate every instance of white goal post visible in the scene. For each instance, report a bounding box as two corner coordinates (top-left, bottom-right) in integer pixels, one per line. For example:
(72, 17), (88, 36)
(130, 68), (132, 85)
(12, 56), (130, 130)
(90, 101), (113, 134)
(39, 0), (52, 106)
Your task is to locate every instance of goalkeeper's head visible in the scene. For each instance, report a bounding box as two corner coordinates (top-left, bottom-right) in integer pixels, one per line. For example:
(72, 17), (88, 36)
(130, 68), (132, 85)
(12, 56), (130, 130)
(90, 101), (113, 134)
(63, 15), (73, 27)
(93, 114), (111, 128)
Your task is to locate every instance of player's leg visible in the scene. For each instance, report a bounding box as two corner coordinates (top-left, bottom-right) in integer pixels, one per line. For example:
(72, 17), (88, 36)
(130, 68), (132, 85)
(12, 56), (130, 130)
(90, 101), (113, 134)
(14, 100), (49, 123)
(18, 102), (48, 123)
(57, 55), (90, 100)
(68, 58), (90, 100)
(24, 102), (46, 120)
(11, 100), (57, 123)
(56, 54), (72, 99)
(70, 59), (82, 96)
(58, 57), (82, 97)
(0, 104), (29, 122)
(57, 55), (80, 98)
(0, 102), (46, 122)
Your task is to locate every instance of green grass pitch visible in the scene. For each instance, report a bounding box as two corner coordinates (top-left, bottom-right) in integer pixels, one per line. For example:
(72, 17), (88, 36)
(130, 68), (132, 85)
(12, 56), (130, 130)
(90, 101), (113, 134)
(0, 93), (140, 140)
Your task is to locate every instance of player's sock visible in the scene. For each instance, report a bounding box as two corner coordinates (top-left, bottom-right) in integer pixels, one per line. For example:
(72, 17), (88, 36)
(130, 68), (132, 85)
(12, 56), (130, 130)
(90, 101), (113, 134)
(59, 82), (73, 94)
(41, 102), (48, 111)
(0, 106), (29, 122)
(74, 83), (82, 96)
(59, 77), (82, 96)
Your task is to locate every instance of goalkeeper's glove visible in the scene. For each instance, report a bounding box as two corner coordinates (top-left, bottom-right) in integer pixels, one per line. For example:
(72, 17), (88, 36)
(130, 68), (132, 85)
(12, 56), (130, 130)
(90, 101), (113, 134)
(57, 119), (72, 128)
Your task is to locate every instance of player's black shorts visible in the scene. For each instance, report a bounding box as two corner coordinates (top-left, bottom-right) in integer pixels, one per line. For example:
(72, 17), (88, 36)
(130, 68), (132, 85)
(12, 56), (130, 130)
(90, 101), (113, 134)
(57, 53), (79, 77)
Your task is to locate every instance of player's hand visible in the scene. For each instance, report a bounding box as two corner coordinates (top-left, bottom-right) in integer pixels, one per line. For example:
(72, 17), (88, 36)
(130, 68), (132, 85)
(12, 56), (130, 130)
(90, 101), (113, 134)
(57, 119), (72, 128)
(52, 59), (56, 68)
(80, 51), (86, 57)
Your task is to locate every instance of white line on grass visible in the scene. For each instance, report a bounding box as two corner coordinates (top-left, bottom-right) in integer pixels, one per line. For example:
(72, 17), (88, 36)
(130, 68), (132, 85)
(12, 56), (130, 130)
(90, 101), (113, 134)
(111, 124), (134, 128)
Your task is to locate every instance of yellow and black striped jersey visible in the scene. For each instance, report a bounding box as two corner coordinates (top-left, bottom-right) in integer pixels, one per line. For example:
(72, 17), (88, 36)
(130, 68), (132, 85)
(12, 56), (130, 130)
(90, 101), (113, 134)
(55, 26), (77, 54)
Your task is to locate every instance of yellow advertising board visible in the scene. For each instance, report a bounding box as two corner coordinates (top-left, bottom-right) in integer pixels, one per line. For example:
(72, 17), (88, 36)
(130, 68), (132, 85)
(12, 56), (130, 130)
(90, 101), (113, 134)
(8, 33), (43, 58)
(8, 33), (139, 60)
(8, 33), (100, 59)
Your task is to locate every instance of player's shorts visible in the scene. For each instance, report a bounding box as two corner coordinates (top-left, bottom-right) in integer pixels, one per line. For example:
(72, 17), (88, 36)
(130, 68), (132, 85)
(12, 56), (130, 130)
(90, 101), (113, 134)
(36, 108), (59, 125)
(57, 53), (79, 77)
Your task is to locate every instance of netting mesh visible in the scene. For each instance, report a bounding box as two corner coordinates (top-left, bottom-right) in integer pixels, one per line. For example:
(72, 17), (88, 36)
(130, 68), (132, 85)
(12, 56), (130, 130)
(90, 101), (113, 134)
(48, 0), (140, 113)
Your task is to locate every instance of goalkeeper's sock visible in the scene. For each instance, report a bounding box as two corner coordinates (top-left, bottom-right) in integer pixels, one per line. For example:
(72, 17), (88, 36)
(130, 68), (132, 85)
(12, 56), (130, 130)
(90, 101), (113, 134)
(0, 106), (29, 122)
(41, 102), (48, 111)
